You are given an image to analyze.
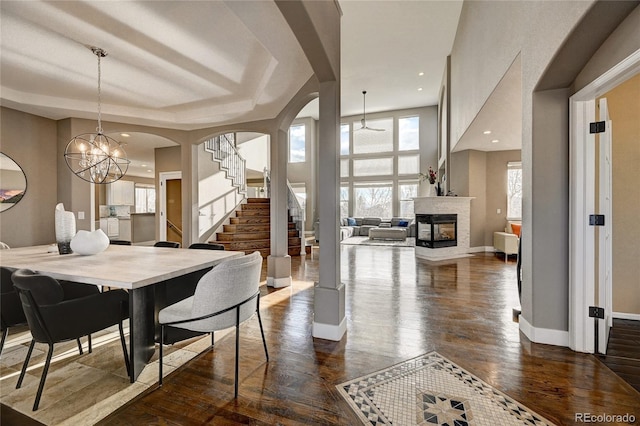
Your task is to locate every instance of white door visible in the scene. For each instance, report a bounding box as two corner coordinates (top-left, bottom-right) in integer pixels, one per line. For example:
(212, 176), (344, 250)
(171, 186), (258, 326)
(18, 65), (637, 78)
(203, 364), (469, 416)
(597, 98), (613, 354)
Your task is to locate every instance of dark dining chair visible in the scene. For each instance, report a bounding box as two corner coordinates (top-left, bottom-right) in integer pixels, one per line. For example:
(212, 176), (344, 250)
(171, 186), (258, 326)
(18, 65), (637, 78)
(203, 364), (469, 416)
(1, 267), (100, 358)
(154, 241), (181, 248)
(158, 252), (267, 397)
(1, 267), (27, 356)
(11, 269), (130, 411)
(188, 243), (225, 250)
(110, 240), (132, 245)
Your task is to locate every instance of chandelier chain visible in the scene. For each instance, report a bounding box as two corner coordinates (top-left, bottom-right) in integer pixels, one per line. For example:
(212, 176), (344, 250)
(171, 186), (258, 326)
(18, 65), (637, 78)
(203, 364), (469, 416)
(97, 51), (102, 134)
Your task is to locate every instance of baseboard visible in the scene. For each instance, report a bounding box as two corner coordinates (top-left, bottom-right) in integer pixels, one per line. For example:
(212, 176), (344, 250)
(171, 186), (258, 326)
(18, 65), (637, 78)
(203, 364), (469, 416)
(312, 316), (347, 341)
(469, 246), (495, 253)
(613, 312), (640, 321)
(519, 316), (570, 347)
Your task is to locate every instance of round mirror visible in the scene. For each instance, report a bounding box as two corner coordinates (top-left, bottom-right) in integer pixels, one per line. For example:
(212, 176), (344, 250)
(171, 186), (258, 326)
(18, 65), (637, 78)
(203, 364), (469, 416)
(0, 152), (27, 212)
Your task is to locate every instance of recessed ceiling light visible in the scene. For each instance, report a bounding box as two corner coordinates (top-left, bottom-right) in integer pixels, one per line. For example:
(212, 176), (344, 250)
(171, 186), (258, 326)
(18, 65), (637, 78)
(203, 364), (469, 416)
(483, 130), (492, 135)
(491, 139), (499, 143)
(418, 87), (423, 91)
(147, 169), (153, 173)
(141, 164), (147, 167)
(120, 133), (130, 137)
(418, 72), (424, 76)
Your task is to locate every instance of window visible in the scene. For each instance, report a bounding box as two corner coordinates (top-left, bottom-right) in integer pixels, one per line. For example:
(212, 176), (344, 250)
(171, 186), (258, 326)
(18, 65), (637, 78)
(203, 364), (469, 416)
(398, 116), (419, 151)
(507, 162), (522, 219)
(353, 157), (393, 177)
(397, 154), (420, 175)
(289, 124), (305, 163)
(340, 124), (350, 155)
(398, 182), (418, 217)
(353, 118), (393, 154)
(340, 185), (349, 218)
(340, 159), (350, 177)
(354, 182), (392, 218)
(135, 185), (156, 213)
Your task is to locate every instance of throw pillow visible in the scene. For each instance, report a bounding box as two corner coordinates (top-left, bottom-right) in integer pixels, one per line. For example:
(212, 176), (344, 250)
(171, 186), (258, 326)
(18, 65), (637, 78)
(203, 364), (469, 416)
(398, 220), (409, 227)
(347, 217), (356, 226)
(511, 223), (521, 237)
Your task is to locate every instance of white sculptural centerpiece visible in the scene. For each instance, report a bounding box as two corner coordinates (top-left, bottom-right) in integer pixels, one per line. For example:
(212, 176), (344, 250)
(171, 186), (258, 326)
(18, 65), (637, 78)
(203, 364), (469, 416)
(70, 229), (110, 255)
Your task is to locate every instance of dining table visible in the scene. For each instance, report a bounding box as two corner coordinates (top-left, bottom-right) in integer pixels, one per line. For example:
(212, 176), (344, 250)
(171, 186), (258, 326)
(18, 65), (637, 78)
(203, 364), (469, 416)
(0, 244), (245, 382)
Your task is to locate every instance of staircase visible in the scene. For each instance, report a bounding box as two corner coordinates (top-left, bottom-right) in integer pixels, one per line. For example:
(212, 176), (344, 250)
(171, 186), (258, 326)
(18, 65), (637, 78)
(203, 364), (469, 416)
(212, 198), (302, 257)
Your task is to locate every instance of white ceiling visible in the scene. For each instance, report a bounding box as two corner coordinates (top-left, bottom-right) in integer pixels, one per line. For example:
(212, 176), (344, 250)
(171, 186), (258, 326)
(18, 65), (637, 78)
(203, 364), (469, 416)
(452, 55), (522, 153)
(1, 1), (519, 177)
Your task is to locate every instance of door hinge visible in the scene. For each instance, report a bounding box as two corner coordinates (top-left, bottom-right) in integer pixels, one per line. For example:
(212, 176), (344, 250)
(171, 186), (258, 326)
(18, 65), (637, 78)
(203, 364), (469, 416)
(589, 306), (605, 319)
(589, 121), (606, 134)
(589, 214), (605, 226)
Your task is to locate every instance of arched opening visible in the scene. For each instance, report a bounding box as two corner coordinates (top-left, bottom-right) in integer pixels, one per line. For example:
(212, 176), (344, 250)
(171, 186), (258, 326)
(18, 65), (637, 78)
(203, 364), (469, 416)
(95, 132), (179, 245)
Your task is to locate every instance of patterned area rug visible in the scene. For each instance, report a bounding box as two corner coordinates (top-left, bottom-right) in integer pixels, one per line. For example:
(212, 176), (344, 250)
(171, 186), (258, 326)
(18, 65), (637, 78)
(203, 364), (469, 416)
(336, 352), (556, 426)
(341, 236), (415, 247)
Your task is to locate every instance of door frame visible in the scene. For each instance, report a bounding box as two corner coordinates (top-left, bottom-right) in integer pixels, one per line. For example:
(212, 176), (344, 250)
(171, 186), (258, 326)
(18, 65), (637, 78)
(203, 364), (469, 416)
(159, 171), (182, 241)
(569, 49), (640, 353)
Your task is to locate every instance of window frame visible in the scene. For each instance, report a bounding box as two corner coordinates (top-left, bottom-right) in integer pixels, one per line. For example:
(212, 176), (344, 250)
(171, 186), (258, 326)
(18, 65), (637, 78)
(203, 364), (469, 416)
(507, 161), (522, 220)
(288, 123), (306, 163)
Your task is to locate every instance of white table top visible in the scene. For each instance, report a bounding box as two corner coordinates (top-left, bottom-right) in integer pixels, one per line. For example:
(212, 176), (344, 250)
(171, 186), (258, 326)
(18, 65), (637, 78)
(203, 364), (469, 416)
(0, 245), (245, 289)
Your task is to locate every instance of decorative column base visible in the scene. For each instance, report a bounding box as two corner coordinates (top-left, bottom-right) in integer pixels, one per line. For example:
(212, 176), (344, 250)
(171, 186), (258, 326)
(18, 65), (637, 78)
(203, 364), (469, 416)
(267, 255), (292, 288)
(312, 283), (346, 341)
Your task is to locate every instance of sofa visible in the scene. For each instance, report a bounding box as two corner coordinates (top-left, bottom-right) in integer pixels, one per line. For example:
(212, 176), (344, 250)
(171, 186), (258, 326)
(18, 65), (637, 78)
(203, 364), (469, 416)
(493, 221), (521, 262)
(314, 217), (415, 242)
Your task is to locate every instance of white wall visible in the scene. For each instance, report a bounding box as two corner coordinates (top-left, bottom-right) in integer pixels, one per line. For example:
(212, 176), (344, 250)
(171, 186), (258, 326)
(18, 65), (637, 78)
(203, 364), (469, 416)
(197, 143), (244, 241)
(238, 134), (269, 175)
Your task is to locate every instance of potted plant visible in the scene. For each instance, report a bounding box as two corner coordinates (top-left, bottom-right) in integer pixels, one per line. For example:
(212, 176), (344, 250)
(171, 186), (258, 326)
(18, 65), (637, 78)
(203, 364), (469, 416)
(419, 167), (438, 196)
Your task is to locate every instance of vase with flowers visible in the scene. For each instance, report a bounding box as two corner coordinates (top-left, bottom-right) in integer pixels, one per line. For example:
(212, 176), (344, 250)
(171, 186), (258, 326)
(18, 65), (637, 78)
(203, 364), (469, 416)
(419, 166), (438, 196)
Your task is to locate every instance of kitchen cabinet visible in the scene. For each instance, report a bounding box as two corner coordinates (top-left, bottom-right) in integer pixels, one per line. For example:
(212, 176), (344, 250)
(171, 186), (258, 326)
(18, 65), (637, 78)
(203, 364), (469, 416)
(100, 218), (120, 237)
(107, 180), (135, 205)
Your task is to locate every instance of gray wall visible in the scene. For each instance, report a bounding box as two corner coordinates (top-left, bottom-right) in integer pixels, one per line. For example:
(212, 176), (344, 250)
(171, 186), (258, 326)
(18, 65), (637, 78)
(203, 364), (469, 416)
(450, 149), (521, 248)
(0, 107), (58, 247)
(449, 0), (639, 335)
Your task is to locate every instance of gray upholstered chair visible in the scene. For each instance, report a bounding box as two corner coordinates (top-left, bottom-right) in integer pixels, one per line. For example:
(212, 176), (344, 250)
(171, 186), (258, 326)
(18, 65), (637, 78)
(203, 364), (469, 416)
(158, 251), (267, 397)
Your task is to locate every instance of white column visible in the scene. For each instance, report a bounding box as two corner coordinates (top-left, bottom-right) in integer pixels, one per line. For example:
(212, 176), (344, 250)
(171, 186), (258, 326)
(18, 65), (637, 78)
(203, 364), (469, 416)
(267, 128), (291, 288)
(313, 80), (346, 341)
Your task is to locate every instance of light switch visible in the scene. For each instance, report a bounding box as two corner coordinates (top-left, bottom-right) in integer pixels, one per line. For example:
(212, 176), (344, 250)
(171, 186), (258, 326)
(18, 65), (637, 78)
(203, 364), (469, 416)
(496, 209), (501, 214)
(78, 211), (85, 220)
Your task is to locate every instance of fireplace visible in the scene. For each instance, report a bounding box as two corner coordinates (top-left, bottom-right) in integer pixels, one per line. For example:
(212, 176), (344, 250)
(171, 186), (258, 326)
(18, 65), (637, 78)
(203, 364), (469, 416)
(415, 214), (457, 248)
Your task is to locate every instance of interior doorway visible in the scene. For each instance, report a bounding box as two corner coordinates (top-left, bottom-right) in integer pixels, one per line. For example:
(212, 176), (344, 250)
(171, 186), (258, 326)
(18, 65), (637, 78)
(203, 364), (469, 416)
(159, 171), (182, 246)
(569, 50), (640, 354)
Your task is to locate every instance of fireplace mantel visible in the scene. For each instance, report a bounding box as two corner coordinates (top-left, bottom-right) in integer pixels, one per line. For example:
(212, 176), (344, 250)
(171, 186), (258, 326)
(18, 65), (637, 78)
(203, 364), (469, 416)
(412, 197), (474, 261)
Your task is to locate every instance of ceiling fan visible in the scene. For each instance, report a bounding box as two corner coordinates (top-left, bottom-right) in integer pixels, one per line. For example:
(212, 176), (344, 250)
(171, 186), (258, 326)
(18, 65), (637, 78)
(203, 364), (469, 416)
(356, 90), (384, 132)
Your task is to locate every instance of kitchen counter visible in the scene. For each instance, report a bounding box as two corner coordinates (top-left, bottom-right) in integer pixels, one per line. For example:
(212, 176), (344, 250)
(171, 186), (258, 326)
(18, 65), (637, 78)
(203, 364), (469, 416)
(131, 213), (156, 243)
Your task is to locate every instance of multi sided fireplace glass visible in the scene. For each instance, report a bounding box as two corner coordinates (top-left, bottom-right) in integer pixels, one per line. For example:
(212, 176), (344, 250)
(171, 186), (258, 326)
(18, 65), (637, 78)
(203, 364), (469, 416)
(415, 214), (457, 248)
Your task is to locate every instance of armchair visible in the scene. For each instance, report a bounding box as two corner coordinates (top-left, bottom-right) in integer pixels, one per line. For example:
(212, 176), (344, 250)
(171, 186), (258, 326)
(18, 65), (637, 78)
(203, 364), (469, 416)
(11, 269), (130, 411)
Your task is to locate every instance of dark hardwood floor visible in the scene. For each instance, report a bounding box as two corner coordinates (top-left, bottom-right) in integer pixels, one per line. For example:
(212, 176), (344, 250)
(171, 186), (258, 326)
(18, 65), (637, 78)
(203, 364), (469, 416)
(599, 319), (640, 392)
(97, 246), (639, 425)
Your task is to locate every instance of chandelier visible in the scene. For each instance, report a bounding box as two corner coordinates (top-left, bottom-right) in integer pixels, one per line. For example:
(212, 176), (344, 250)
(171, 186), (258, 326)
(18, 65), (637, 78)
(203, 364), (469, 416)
(64, 47), (129, 184)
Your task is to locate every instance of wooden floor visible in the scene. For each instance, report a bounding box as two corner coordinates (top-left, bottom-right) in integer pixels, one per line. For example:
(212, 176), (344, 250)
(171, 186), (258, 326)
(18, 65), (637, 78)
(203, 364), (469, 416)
(91, 245), (638, 425)
(600, 319), (640, 392)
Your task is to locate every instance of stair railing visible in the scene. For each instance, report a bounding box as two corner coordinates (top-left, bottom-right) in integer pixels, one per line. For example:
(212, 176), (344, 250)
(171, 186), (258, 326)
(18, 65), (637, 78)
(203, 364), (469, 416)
(263, 168), (305, 254)
(204, 133), (246, 193)
(287, 182), (305, 254)
(166, 219), (183, 238)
